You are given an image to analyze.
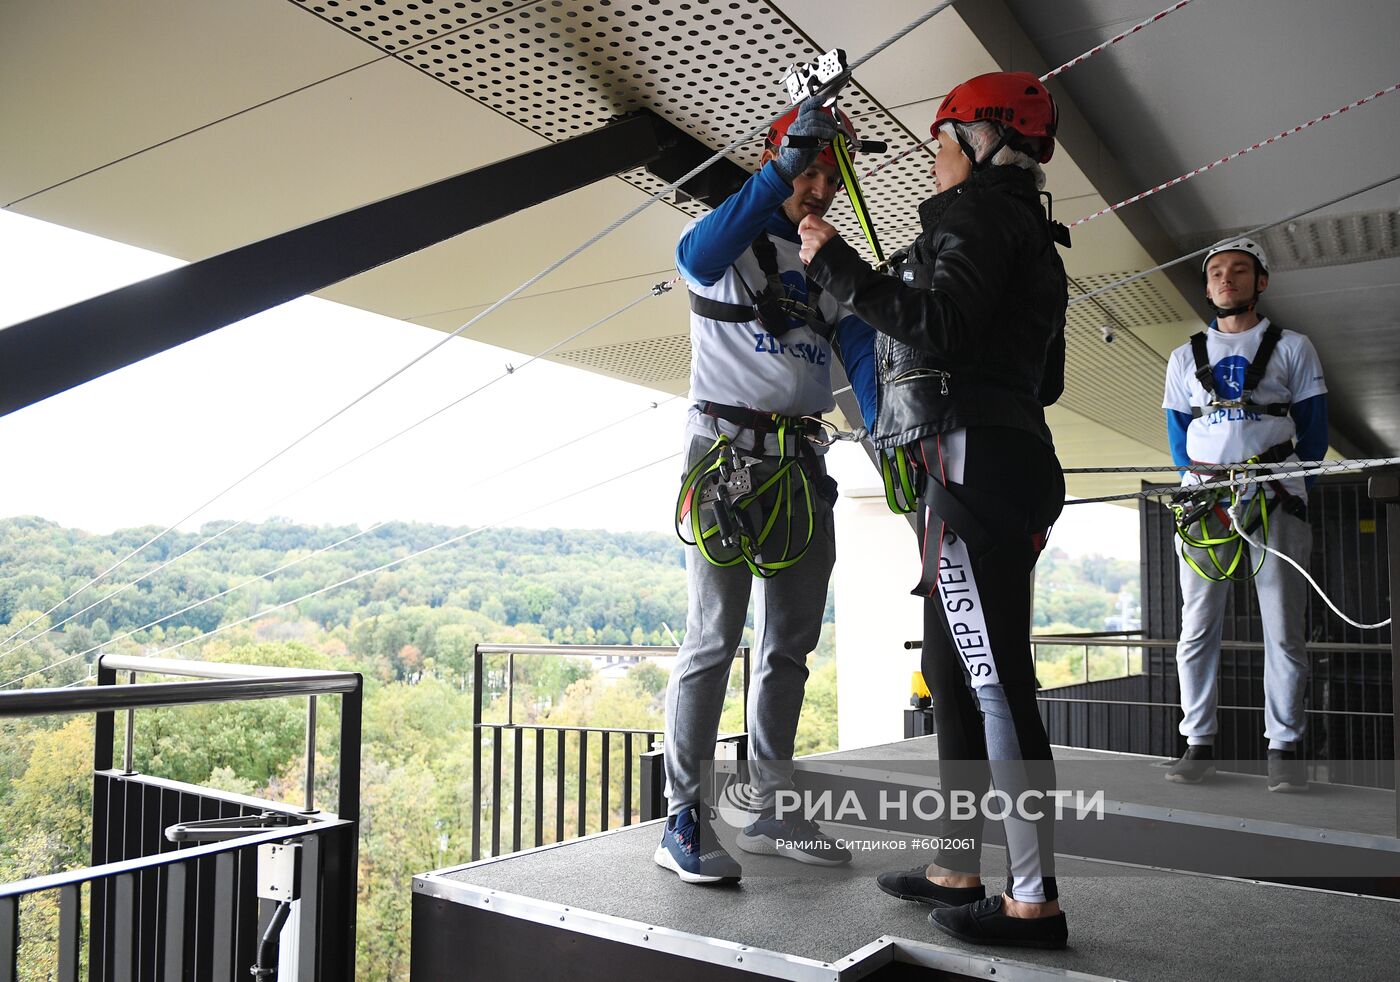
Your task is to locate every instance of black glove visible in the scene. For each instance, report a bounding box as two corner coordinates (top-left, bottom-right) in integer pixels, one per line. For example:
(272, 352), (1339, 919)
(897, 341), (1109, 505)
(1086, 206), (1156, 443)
(771, 97), (840, 182)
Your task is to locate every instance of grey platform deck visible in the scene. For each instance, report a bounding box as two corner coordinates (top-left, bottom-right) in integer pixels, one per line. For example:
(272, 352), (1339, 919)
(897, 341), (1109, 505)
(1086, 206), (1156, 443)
(818, 737), (1398, 840)
(418, 741), (1400, 980)
(428, 822), (1400, 981)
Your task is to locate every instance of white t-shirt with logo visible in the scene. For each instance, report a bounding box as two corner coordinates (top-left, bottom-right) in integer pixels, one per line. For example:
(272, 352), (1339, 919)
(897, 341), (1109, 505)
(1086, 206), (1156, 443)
(683, 219), (852, 454)
(1162, 318), (1327, 497)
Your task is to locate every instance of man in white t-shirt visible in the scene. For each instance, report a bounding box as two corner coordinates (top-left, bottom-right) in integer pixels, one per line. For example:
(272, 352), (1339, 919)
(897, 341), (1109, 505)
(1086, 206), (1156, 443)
(1160, 237), (1329, 792)
(653, 99), (877, 885)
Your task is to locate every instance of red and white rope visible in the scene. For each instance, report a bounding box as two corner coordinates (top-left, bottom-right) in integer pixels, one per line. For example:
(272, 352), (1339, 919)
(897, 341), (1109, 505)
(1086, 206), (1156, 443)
(862, 134), (937, 180)
(1040, 0), (1195, 82)
(863, 0), (1198, 180)
(1070, 81), (1400, 227)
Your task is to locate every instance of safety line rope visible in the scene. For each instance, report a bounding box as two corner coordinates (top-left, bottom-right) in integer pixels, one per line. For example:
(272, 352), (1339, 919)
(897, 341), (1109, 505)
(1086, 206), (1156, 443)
(1063, 464), (1200, 474)
(4, 4), (533, 209)
(1, 3), (951, 656)
(1065, 169), (1400, 308)
(0, 521), (385, 690)
(1064, 459), (1374, 474)
(0, 281), (679, 659)
(1039, 0), (1196, 82)
(864, 0), (1198, 179)
(111, 451), (682, 665)
(1, 397), (684, 689)
(1227, 489), (1391, 630)
(1064, 457), (1400, 505)
(1070, 81), (1400, 228)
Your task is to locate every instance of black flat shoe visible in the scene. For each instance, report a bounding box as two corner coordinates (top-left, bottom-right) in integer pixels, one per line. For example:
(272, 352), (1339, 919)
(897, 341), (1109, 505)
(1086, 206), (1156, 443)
(875, 865), (987, 908)
(930, 895), (1068, 950)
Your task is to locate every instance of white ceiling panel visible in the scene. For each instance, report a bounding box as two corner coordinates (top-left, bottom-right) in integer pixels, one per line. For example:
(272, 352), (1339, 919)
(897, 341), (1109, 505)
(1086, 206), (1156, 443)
(8, 0), (1386, 482)
(0, 0), (372, 207)
(7, 56), (561, 259)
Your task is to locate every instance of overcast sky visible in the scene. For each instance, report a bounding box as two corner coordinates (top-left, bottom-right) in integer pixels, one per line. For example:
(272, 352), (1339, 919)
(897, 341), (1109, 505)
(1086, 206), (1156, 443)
(0, 208), (1139, 559)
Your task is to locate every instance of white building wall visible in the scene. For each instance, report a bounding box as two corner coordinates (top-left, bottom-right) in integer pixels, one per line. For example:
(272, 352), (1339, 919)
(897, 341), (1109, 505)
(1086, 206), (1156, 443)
(833, 486), (927, 750)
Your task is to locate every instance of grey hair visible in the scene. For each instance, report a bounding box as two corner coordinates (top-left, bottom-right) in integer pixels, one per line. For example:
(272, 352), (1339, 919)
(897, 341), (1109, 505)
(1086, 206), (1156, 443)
(940, 120), (1046, 191)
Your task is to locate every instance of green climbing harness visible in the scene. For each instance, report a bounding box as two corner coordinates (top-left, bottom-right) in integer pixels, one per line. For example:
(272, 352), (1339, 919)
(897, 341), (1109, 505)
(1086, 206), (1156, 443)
(1170, 441), (1303, 582)
(880, 444), (919, 514)
(675, 410), (823, 578)
(831, 128), (884, 264)
(1171, 480), (1272, 582)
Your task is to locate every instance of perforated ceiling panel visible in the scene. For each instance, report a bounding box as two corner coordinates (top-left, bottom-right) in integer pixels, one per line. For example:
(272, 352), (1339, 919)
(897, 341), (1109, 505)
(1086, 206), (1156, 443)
(291, 0), (936, 253)
(553, 333), (691, 382)
(1061, 275), (1172, 452)
(1067, 272), (1179, 329)
(298, 1), (530, 50)
(1185, 206), (1400, 272)
(287, 0), (1179, 450)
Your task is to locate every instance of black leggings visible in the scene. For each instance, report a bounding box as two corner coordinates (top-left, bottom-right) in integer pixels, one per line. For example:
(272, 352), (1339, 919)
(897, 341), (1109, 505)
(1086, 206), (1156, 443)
(914, 427), (1063, 903)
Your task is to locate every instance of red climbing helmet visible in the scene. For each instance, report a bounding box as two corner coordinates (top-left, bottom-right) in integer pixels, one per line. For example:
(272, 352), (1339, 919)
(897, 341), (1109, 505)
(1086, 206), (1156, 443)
(933, 71), (1058, 163)
(765, 104), (858, 169)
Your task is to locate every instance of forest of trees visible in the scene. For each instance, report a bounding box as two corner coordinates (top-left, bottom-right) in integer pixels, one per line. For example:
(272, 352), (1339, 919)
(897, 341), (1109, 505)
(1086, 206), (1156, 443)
(0, 516), (1136, 979)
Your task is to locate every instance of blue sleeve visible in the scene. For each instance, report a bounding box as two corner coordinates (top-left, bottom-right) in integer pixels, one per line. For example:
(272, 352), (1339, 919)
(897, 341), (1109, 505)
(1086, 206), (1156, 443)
(833, 315), (878, 430)
(1166, 409), (1192, 472)
(1291, 393), (1329, 489)
(675, 164), (791, 286)
(1291, 394), (1328, 462)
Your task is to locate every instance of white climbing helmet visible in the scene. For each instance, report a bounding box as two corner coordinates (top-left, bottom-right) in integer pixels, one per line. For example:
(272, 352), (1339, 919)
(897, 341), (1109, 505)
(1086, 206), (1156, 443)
(1201, 236), (1269, 276)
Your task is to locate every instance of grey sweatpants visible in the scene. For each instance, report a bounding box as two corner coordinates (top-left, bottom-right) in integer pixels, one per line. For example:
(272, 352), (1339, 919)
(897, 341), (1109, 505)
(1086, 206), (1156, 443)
(663, 434), (835, 815)
(1176, 507), (1312, 750)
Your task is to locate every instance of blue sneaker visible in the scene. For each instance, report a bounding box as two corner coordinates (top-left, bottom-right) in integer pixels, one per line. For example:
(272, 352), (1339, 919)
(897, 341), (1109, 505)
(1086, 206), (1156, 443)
(654, 805), (742, 884)
(736, 813), (852, 866)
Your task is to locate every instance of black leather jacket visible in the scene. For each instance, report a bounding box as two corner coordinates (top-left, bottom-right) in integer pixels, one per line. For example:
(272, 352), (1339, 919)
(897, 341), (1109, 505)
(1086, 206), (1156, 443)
(807, 165), (1067, 450)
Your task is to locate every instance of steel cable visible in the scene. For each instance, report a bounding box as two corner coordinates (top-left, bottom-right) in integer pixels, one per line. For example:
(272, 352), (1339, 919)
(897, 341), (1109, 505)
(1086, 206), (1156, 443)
(1, 282), (679, 659)
(2, 2), (955, 654)
(864, 0), (1199, 180)
(0, 395), (684, 688)
(1064, 457), (1400, 505)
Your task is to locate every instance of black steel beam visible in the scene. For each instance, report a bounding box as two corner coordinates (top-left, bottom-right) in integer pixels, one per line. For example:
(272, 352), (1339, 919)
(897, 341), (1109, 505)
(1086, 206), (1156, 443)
(0, 112), (668, 418)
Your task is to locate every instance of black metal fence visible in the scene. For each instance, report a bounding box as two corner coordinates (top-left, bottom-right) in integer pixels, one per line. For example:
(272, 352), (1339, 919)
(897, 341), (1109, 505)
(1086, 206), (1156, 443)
(1032, 634), (1394, 787)
(470, 644), (750, 861)
(1136, 472), (1394, 777)
(0, 653), (363, 981)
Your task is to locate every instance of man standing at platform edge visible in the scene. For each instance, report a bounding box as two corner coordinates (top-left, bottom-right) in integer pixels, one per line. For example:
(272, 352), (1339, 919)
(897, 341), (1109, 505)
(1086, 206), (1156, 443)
(652, 97), (877, 885)
(1162, 237), (1329, 792)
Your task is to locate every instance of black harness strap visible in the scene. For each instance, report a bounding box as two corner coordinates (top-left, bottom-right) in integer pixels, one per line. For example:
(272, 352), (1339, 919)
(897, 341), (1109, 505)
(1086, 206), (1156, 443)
(697, 401), (838, 510)
(912, 475), (997, 597)
(1243, 322), (1282, 392)
(688, 292), (758, 322)
(1190, 331), (1216, 393)
(1189, 322), (1292, 418)
(687, 234), (834, 340)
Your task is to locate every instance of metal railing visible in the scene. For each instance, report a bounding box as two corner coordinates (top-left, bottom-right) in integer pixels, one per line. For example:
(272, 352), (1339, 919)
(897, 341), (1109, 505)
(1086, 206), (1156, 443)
(903, 633), (1394, 786)
(0, 654), (363, 981)
(908, 631), (1150, 685)
(1026, 636), (1395, 793)
(470, 643), (750, 860)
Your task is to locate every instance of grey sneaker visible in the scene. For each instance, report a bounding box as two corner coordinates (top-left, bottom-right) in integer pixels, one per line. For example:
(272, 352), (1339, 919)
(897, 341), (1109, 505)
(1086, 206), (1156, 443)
(1267, 749), (1308, 793)
(737, 813), (852, 866)
(1165, 744), (1215, 784)
(654, 805), (742, 883)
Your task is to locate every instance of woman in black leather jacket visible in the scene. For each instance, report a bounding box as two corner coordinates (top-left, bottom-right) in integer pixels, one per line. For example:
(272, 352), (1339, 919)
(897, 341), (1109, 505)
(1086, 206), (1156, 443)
(799, 71), (1070, 949)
